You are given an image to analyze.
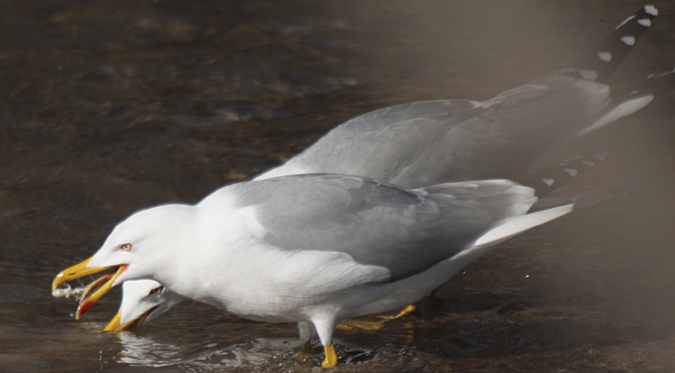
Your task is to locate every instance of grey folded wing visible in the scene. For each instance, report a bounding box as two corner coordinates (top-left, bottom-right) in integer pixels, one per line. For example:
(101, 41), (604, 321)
(234, 174), (535, 282)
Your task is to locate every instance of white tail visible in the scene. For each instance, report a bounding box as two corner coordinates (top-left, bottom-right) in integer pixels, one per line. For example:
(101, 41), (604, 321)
(474, 204), (574, 247)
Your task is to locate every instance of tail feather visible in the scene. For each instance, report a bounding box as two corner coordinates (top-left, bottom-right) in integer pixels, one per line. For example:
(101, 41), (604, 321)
(473, 204), (574, 248)
(561, 5), (658, 83)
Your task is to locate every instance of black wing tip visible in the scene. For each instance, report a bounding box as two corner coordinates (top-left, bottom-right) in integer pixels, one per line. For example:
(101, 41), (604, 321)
(560, 5), (658, 83)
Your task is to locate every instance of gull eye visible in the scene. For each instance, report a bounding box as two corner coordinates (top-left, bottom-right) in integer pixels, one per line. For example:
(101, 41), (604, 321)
(120, 243), (132, 251)
(149, 286), (164, 295)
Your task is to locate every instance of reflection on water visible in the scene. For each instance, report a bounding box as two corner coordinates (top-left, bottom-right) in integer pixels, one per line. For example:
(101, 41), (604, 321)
(116, 321), (423, 371)
(118, 333), (309, 370)
(1, 0), (674, 371)
(118, 333), (187, 368)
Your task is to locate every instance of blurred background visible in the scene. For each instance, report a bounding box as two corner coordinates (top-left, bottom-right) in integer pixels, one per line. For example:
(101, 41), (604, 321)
(0, 0), (673, 371)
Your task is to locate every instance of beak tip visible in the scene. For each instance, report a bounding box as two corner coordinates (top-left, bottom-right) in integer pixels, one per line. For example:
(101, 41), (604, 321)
(51, 274), (65, 292)
(51, 257), (96, 292)
(77, 301), (93, 320)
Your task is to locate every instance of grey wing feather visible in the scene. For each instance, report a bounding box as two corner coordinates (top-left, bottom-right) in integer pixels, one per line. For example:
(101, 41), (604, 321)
(257, 76), (619, 188)
(254, 99), (484, 185)
(335, 99), (480, 133)
(233, 175), (534, 281)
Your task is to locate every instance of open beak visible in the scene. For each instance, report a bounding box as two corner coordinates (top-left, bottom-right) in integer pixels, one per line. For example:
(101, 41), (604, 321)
(76, 265), (127, 319)
(52, 257), (109, 291)
(52, 257), (128, 319)
(103, 307), (155, 332)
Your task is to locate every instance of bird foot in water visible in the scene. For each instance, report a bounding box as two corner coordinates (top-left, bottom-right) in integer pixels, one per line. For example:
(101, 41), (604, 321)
(321, 344), (338, 368)
(294, 341), (313, 362)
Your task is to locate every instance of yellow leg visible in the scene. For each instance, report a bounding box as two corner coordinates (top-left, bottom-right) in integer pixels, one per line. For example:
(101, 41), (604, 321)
(336, 304), (417, 331)
(380, 304), (416, 321)
(321, 344), (338, 368)
(336, 319), (383, 331)
(295, 341), (312, 362)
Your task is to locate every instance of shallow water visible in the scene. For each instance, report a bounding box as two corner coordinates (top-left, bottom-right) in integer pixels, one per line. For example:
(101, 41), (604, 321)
(1, 0), (674, 371)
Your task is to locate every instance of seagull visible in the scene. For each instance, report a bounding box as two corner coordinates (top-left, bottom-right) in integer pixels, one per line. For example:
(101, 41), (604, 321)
(76, 4), (659, 333)
(50, 4), (658, 367)
(92, 152), (606, 333)
(53, 175), (573, 368)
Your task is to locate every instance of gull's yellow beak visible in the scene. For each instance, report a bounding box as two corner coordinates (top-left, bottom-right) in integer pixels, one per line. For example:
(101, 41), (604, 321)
(52, 257), (128, 319)
(103, 309), (149, 332)
(52, 257), (109, 291)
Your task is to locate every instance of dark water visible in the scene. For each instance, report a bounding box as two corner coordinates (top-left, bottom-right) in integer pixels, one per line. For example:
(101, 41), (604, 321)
(2, 0), (674, 371)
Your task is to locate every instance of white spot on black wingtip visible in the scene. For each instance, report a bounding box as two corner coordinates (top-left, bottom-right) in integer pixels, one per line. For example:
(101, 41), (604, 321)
(542, 178), (555, 187)
(615, 15), (636, 30)
(565, 168), (578, 177)
(621, 36), (636, 46)
(644, 5), (658, 16)
(638, 18), (652, 27)
(581, 160), (595, 168)
(579, 70), (598, 81)
(597, 52), (612, 62)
